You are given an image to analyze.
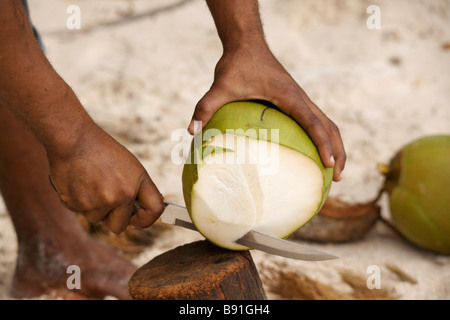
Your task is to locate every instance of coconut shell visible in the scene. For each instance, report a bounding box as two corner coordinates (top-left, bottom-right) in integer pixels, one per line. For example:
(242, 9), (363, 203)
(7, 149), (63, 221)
(291, 197), (380, 243)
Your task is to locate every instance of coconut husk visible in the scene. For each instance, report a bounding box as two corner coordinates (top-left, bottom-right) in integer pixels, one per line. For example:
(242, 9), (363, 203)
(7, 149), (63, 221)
(77, 215), (171, 258)
(385, 263), (418, 284)
(77, 195), (180, 257)
(261, 262), (397, 300)
(291, 197), (381, 243)
(339, 269), (397, 300)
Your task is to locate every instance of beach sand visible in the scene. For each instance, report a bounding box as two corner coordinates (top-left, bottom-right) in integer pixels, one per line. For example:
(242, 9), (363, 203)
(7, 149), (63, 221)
(0, 0), (449, 299)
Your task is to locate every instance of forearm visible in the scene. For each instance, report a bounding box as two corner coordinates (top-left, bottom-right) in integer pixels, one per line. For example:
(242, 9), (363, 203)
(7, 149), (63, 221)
(0, 1), (95, 157)
(206, 0), (268, 52)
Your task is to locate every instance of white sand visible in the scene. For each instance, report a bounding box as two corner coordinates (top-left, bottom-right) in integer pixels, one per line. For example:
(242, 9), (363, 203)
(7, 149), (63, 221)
(0, 0), (449, 299)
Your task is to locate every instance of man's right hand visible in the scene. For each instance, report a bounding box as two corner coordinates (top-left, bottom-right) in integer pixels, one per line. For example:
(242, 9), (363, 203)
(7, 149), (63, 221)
(0, 1), (165, 234)
(47, 122), (165, 234)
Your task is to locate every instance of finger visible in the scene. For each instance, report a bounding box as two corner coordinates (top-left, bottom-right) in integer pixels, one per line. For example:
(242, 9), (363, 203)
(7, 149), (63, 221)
(103, 201), (134, 234)
(188, 86), (232, 135)
(280, 95), (335, 169)
(306, 100), (347, 181)
(129, 175), (165, 228)
(328, 122), (346, 181)
(80, 207), (110, 224)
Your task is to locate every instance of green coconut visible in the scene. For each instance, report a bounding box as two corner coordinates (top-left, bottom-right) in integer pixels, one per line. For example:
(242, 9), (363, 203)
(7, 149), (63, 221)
(182, 101), (333, 250)
(382, 135), (450, 254)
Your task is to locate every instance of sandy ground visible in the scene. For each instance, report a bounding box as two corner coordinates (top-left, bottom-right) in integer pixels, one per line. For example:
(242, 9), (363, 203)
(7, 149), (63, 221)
(0, 0), (449, 300)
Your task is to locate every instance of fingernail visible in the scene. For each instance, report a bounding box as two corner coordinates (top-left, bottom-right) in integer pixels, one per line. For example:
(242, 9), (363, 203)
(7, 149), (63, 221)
(187, 120), (195, 134)
(330, 155), (335, 166)
(188, 120), (203, 135)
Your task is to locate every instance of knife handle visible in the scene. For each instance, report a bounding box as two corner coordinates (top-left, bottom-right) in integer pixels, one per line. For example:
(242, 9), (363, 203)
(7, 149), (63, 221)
(132, 200), (141, 215)
(132, 200), (170, 215)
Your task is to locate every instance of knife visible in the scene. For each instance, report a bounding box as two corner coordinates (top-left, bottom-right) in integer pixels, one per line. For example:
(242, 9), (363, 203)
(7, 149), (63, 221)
(133, 200), (338, 261)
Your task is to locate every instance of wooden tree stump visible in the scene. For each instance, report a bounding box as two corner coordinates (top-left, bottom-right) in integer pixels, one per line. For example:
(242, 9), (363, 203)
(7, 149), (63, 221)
(128, 240), (266, 300)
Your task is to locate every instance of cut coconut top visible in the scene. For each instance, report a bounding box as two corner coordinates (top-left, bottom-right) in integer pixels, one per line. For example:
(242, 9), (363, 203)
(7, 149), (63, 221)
(190, 133), (324, 250)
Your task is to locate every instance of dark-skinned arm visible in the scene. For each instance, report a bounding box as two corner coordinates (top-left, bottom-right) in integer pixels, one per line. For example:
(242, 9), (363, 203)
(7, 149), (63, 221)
(190, 0), (346, 181)
(0, 1), (164, 233)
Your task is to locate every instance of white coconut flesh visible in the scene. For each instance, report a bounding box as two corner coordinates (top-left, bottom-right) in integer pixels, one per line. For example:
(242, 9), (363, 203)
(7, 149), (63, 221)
(190, 133), (324, 250)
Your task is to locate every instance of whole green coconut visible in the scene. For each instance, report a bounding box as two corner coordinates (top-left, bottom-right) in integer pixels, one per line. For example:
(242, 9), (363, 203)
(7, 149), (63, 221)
(182, 101), (333, 250)
(383, 135), (450, 254)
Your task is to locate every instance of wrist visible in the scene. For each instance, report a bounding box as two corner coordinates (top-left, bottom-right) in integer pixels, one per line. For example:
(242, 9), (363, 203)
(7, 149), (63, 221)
(43, 114), (98, 161)
(32, 87), (99, 160)
(221, 32), (269, 54)
(207, 0), (268, 53)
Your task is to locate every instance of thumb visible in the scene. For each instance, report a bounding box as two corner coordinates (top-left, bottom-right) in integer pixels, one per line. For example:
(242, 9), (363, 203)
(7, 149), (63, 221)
(130, 175), (164, 228)
(188, 86), (231, 135)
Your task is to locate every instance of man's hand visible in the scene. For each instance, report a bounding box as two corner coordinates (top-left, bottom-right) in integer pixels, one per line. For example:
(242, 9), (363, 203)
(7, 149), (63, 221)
(48, 123), (164, 233)
(190, 0), (346, 182)
(0, 1), (164, 233)
(190, 45), (346, 182)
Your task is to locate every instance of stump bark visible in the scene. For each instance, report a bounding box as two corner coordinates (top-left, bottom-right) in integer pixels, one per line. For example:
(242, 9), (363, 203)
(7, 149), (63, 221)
(128, 240), (266, 300)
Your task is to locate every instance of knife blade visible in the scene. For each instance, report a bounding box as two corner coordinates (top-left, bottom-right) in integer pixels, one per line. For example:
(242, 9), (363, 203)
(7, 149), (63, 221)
(157, 201), (338, 261)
